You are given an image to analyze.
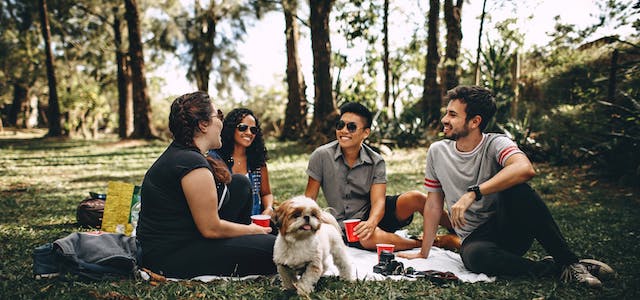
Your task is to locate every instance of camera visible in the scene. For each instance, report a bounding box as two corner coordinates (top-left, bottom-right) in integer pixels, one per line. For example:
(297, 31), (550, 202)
(373, 251), (404, 276)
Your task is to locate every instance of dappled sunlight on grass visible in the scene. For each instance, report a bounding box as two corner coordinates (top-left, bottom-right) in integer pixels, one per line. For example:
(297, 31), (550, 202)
(1, 135), (639, 299)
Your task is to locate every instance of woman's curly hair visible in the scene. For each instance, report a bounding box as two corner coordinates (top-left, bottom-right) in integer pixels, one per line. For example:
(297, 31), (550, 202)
(168, 91), (230, 184)
(218, 108), (268, 169)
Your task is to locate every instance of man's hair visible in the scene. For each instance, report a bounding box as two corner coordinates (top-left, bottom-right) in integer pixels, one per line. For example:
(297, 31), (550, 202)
(445, 85), (496, 131)
(339, 102), (373, 128)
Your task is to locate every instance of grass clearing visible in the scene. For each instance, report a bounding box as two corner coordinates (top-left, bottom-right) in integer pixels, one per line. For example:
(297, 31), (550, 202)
(1, 131), (639, 299)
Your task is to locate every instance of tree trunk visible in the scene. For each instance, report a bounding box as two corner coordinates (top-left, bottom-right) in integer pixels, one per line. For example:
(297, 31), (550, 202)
(39, 0), (62, 137)
(474, 0), (487, 85)
(510, 51), (520, 119)
(382, 0), (391, 117)
(608, 49), (618, 103)
(308, 0), (337, 143)
(192, 0), (217, 92)
(125, 0), (156, 139)
(114, 7), (133, 138)
(280, 0), (308, 141)
(8, 83), (28, 127)
(422, 0), (441, 125)
(443, 0), (463, 95)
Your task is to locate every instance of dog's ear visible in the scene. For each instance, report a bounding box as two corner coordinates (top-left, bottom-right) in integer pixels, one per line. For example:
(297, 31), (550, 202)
(273, 201), (288, 228)
(272, 211), (281, 228)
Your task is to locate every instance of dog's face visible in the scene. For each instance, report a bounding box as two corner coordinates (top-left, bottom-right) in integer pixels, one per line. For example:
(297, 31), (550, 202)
(273, 196), (354, 295)
(274, 196), (323, 238)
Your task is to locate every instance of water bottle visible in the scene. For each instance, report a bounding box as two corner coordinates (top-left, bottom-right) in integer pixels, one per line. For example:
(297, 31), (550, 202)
(130, 201), (141, 236)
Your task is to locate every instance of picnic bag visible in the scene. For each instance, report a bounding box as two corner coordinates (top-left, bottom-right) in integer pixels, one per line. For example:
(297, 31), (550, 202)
(76, 192), (106, 228)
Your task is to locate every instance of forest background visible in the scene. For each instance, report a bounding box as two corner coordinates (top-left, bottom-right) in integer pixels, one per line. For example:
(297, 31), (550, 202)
(1, 0), (639, 299)
(1, 0), (638, 182)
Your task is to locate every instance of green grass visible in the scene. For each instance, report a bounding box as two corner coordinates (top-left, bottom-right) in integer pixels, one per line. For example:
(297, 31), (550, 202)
(1, 130), (639, 299)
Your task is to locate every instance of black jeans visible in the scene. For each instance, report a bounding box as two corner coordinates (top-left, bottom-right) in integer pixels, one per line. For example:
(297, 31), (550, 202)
(144, 174), (276, 278)
(459, 183), (578, 277)
(218, 174), (254, 224)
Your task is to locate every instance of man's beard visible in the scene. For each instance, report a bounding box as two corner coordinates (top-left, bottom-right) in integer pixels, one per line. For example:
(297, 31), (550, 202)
(443, 123), (470, 141)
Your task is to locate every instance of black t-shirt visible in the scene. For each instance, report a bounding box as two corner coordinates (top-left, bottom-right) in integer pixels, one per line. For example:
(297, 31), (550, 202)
(137, 142), (214, 257)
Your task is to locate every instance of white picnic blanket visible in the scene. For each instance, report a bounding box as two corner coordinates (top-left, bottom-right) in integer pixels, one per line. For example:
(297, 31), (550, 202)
(327, 246), (495, 283)
(140, 246), (495, 283)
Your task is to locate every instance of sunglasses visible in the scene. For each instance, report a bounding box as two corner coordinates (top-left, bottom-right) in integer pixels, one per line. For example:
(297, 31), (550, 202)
(215, 109), (224, 121)
(237, 123), (258, 134)
(335, 120), (359, 133)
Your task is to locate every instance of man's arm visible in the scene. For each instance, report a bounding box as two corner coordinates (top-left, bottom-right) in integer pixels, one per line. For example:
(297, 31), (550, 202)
(354, 183), (385, 240)
(304, 176), (321, 200)
(397, 191), (444, 259)
(450, 152), (536, 228)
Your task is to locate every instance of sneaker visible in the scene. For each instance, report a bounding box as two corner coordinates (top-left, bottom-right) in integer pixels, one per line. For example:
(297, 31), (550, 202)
(541, 256), (555, 263)
(580, 259), (616, 281)
(560, 263), (602, 288)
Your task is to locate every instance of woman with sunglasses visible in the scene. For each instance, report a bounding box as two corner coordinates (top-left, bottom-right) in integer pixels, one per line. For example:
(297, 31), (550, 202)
(215, 108), (275, 217)
(137, 92), (276, 278)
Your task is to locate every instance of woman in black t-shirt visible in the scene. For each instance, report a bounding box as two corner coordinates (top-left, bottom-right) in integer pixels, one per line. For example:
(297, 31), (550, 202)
(137, 91), (276, 278)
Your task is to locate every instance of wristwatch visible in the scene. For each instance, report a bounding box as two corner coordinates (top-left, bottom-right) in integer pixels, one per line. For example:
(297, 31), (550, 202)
(467, 185), (482, 201)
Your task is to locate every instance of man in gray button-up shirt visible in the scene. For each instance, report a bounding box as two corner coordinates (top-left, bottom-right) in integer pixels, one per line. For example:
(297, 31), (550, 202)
(305, 102), (453, 251)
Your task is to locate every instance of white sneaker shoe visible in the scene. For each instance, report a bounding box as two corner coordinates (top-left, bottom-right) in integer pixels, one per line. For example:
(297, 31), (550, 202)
(560, 263), (602, 288)
(580, 259), (616, 281)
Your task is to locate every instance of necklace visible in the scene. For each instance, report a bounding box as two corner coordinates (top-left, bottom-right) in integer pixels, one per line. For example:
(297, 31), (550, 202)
(229, 156), (248, 172)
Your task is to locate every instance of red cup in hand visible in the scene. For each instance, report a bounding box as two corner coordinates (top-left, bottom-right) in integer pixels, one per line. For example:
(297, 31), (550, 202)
(343, 219), (361, 242)
(251, 214), (271, 227)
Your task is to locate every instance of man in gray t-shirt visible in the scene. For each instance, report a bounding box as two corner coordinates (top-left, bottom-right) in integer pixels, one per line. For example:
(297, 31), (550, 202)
(398, 85), (613, 288)
(305, 102), (455, 251)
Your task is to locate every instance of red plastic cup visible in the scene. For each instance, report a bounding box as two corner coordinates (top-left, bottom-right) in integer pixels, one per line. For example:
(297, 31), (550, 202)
(376, 243), (395, 261)
(251, 214), (271, 227)
(343, 219), (361, 242)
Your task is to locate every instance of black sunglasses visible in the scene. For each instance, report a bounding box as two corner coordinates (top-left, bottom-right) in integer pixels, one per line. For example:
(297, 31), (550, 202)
(237, 123), (258, 134)
(335, 120), (359, 133)
(215, 109), (224, 121)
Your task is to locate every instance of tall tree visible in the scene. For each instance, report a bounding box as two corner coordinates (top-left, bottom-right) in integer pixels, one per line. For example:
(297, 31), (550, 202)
(191, 0), (215, 92)
(474, 0), (487, 85)
(422, 0), (441, 125)
(443, 0), (463, 93)
(308, 0), (337, 142)
(182, 0), (250, 95)
(124, 0), (156, 139)
(113, 6), (133, 138)
(280, 0), (308, 141)
(38, 0), (62, 137)
(382, 0), (391, 116)
(2, 1), (41, 128)
(62, 1), (130, 138)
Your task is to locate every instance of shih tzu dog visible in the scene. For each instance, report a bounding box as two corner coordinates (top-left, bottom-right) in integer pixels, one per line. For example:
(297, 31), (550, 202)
(273, 196), (353, 296)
